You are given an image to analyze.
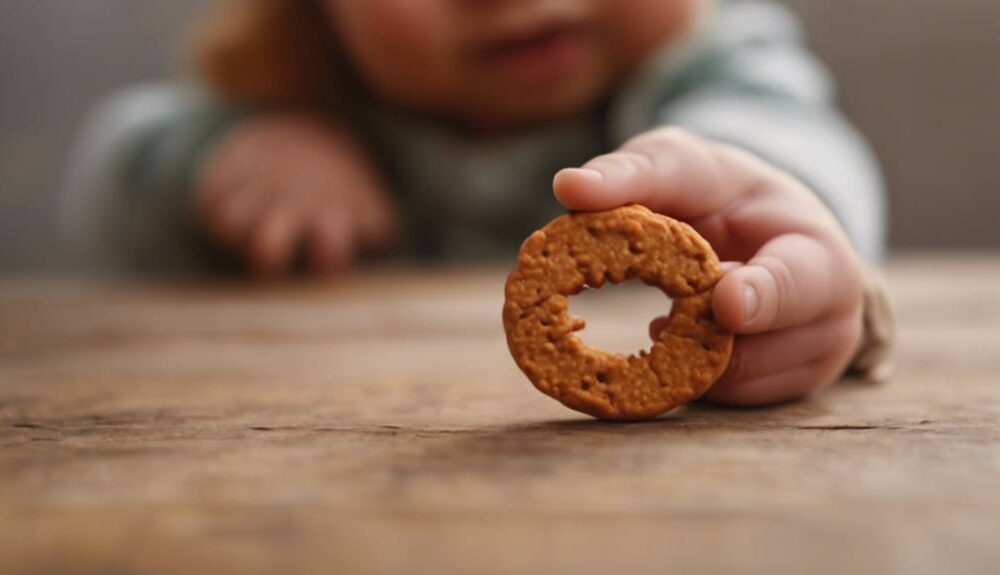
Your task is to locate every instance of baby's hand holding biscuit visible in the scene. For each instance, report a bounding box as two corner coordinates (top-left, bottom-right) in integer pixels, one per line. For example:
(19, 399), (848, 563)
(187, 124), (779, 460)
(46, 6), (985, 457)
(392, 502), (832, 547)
(503, 205), (733, 420)
(554, 127), (866, 405)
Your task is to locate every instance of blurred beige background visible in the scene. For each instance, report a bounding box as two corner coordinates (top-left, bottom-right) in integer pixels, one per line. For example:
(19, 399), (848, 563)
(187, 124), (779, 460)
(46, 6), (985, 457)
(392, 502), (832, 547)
(0, 0), (997, 271)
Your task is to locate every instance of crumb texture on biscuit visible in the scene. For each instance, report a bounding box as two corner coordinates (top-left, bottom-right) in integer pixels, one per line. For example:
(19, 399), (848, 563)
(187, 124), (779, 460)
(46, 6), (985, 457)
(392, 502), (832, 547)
(503, 204), (733, 421)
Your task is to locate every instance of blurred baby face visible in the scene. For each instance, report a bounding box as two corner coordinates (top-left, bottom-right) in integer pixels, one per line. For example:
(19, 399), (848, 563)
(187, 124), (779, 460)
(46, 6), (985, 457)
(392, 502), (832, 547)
(326, 0), (701, 130)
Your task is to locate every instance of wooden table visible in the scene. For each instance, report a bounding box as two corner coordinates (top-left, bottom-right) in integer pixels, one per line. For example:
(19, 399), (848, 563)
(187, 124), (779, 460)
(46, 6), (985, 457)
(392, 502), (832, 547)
(2, 253), (998, 575)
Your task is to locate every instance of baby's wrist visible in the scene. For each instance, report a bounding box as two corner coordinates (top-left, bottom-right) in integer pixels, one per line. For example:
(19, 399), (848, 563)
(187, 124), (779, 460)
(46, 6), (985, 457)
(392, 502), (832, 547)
(847, 266), (896, 383)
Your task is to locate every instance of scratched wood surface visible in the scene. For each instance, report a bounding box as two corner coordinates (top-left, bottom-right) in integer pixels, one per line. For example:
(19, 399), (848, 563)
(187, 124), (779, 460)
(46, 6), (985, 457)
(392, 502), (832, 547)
(1, 253), (999, 575)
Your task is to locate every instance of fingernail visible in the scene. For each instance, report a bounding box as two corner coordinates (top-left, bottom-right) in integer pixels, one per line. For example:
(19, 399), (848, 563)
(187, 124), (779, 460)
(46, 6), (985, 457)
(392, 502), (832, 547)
(569, 167), (604, 183)
(742, 284), (759, 324)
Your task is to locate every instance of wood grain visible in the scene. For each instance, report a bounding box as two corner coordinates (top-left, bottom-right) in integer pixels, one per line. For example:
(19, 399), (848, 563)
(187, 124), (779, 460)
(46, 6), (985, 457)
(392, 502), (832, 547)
(1, 252), (999, 575)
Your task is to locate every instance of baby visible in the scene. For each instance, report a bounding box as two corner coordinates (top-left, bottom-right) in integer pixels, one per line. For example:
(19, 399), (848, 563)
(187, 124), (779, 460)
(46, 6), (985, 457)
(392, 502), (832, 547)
(63, 0), (893, 405)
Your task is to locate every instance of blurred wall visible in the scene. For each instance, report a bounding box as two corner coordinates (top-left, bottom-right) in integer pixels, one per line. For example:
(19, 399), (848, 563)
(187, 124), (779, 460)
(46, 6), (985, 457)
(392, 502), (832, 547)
(784, 0), (1000, 250)
(0, 0), (207, 271)
(0, 0), (998, 272)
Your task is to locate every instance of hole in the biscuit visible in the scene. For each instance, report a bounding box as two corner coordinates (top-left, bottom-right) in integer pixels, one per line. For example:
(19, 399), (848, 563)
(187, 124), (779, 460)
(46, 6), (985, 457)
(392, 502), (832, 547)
(541, 249), (550, 257)
(569, 279), (672, 356)
(596, 371), (608, 384)
(628, 243), (643, 255)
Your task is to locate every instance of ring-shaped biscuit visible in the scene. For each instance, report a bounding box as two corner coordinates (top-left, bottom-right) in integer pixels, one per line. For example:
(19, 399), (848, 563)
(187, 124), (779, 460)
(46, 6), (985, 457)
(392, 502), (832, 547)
(503, 204), (734, 421)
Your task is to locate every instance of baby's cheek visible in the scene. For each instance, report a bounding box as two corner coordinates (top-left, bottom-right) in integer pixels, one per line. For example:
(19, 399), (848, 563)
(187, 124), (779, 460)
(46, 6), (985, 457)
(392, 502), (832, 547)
(326, 0), (456, 101)
(603, 0), (702, 67)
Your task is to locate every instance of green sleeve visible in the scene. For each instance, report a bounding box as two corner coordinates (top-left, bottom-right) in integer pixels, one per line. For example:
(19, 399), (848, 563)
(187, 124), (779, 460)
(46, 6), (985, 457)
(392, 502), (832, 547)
(61, 83), (243, 274)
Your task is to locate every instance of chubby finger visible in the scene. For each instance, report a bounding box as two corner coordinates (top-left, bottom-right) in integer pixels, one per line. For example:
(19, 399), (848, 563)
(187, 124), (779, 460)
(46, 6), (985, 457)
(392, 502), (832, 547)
(701, 359), (841, 406)
(553, 127), (779, 220)
(648, 305), (860, 406)
(247, 204), (303, 276)
(713, 233), (860, 334)
(703, 311), (860, 406)
(352, 186), (396, 250)
(205, 182), (267, 249)
(712, 313), (859, 391)
(197, 130), (261, 212)
(552, 128), (847, 264)
(307, 206), (354, 274)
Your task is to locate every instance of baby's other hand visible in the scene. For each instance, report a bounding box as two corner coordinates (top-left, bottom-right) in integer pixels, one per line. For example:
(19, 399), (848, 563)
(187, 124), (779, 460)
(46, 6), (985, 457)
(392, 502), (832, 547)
(553, 127), (865, 406)
(197, 115), (396, 277)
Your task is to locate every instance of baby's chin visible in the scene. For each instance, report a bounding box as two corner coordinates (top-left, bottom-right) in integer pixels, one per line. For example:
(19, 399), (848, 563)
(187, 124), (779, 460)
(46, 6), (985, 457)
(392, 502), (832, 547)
(375, 56), (618, 133)
(453, 74), (615, 134)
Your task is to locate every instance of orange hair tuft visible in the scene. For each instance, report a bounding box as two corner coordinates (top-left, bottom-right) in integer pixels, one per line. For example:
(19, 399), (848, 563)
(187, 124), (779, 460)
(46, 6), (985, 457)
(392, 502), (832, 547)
(194, 0), (341, 110)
